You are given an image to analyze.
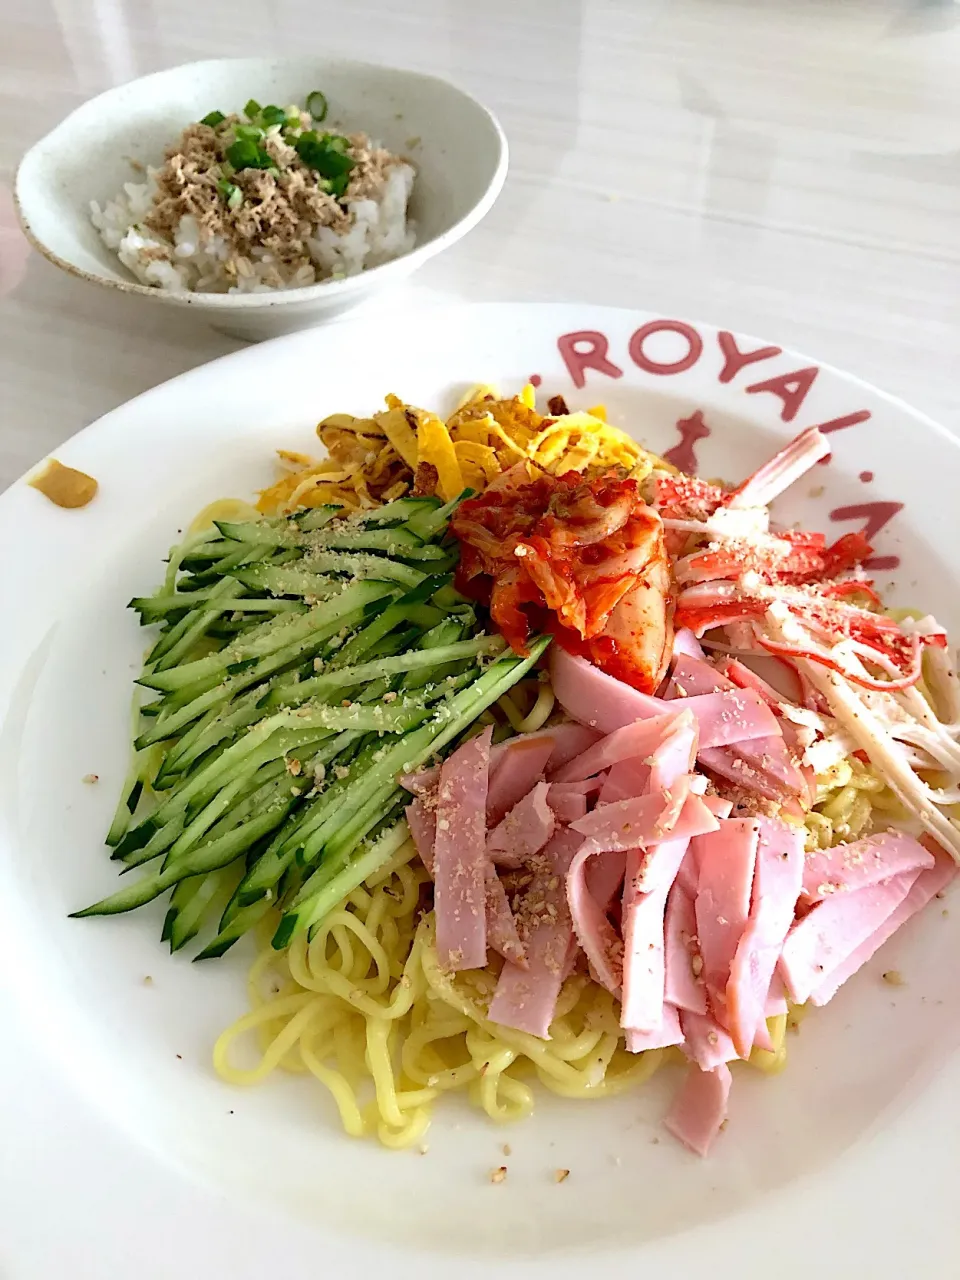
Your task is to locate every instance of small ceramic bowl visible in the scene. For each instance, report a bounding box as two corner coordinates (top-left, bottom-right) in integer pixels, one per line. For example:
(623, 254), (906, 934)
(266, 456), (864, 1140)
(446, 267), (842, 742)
(15, 57), (508, 342)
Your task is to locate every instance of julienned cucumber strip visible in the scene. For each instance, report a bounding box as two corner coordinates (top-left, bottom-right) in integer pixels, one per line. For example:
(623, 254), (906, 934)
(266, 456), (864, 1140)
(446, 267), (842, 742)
(305, 813), (411, 934)
(139, 580), (396, 692)
(83, 499), (478, 952)
(405, 488), (474, 540)
(270, 637), (551, 949)
(267, 636), (505, 709)
(74, 798), (298, 917)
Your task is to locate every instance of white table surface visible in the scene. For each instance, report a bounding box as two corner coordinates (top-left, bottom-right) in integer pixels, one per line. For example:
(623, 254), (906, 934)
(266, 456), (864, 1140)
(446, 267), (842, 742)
(2, 0), (959, 487)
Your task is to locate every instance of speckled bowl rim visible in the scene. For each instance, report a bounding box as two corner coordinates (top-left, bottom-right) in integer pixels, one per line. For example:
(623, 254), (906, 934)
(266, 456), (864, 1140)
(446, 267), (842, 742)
(14, 56), (508, 311)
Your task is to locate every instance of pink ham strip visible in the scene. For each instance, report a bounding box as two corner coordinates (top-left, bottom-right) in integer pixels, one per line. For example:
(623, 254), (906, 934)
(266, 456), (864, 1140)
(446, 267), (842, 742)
(698, 742), (804, 802)
(778, 869), (922, 1004)
(402, 724), (603, 804)
(665, 656), (805, 800)
(485, 867), (526, 969)
(408, 795), (526, 968)
(547, 782), (592, 824)
(621, 836), (689, 1030)
(664, 882), (706, 1013)
(572, 791), (719, 855)
(725, 818), (804, 1057)
(485, 736), (555, 826)
(486, 781), (556, 868)
(648, 711), (698, 792)
(600, 758), (651, 803)
(703, 795), (734, 819)
(488, 828), (581, 1037)
(801, 831), (934, 904)
(625, 1003), (684, 1053)
(551, 646), (664, 733)
(585, 850), (625, 911)
(405, 798), (436, 874)
(664, 1063), (733, 1157)
(620, 716), (700, 1032)
(680, 1009), (738, 1070)
(551, 712), (687, 783)
(433, 728), (492, 971)
(694, 818), (760, 1029)
(809, 842), (957, 1006)
(669, 653), (732, 698)
(566, 843), (625, 995)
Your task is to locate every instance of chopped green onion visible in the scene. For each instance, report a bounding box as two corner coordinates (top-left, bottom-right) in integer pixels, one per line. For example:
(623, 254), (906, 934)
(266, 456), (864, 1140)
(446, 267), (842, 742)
(234, 123), (264, 143)
(295, 131), (355, 184)
(201, 110), (226, 128)
(225, 138), (273, 171)
(305, 90), (329, 123)
(260, 104), (287, 128)
(327, 174), (350, 198)
(216, 180), (243, 211)
(244, 98), (262, 120)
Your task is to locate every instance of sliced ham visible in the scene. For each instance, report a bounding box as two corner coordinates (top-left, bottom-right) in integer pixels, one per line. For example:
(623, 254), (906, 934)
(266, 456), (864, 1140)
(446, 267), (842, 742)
(485, 736), (555, 826)
(621, 837), (689, 1030)
(572, 791), (719, 854)
(551, 712), (688, 783)
(698, 741), (805, 802)
(486, 781), (556, 868)
(664, 881), (707, 1013)
(703, 795), (734, 820)
(485, 867), (527, 969)
(800, 831), (935, 904)
(809, 841), (956, 1006)
(624, 1003), (684, 1053)
(433, 727), (492, 971)
(546, 781), (593, 824)
(566, 843), (625, 995)
(668, 653), (732, 698)
(600, 758), (651, 803)
(648, 711), (698, 792)
(585, 849), (626, 911)
(551, 646), (666, 733)
(779, 869), (922, 1004)
(680, 1008), (739, 1070)
(488, 828), (581, 1037)
(657, 688), (780, 749)
(725, 818), (804, 1057)
(694, 818), (760, 1026)
(664, 1063), (732, 1157)
(405, 797), (437, 874)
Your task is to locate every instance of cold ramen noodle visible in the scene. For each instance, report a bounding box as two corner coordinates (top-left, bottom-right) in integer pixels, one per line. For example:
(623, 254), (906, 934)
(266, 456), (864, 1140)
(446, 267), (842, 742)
(77, 385), (959, 1157)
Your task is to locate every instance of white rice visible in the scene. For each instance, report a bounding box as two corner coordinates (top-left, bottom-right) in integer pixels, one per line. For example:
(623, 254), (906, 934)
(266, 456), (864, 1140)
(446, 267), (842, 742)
(90, 162), (416, 294)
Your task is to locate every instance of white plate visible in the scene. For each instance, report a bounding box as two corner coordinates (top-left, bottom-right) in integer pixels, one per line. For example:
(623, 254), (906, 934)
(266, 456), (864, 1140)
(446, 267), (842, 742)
(1, 303), (958, 1279)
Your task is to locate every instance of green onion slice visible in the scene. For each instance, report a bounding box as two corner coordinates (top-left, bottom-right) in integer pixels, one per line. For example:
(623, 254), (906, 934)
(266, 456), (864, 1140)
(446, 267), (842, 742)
(260, 104), (287, 128)
(225, 139), (273, 171)
(305, 90), (328, 122)
(201, 110), (226, 127)
(234, 123), (264, 143)
(244, 98), (262, 120)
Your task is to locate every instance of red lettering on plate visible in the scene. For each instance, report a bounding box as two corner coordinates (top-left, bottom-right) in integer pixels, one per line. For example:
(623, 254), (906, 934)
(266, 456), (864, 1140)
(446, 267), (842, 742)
(745, 366), (819, 422)
(557, 331), (624, 389)
(829, 500), (904, 572)
(629, 320), (703, 376)
(814, 411), (872, 464)
(716, 332), (782, 384)
(663, 410), (711, 474)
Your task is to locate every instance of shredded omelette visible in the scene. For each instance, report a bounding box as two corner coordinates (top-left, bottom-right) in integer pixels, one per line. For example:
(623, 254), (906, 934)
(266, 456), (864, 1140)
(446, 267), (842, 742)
(256, 384), (672, 515)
